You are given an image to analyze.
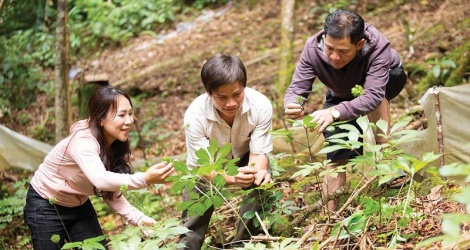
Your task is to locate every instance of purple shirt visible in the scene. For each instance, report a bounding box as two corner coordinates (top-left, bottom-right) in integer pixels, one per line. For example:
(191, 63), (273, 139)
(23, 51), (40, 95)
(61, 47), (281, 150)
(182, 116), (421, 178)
(284, 23), (402, 121)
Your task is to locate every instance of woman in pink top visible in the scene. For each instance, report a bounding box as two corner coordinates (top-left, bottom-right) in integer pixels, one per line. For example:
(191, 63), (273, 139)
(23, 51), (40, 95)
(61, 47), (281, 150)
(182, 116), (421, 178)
(24, 86), (175, 249)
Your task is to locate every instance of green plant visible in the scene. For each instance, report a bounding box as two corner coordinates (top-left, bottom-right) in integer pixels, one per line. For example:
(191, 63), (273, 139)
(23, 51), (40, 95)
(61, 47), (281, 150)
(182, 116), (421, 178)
(62, 235), (106, 250)
(108, 219), (188, 250)
(0, 178), (30, 248)
(271, 110), (444, 248)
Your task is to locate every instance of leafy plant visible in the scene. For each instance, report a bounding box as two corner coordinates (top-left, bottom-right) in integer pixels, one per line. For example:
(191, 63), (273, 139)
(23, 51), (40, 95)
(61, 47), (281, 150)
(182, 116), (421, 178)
(62, 235), (106, 250)
(0, 178), (30, 247)
(108, 219), (188, 250)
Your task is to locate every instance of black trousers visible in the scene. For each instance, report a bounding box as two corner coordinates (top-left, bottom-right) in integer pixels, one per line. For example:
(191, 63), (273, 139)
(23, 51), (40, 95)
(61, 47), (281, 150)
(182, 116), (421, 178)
(24, 186), (108, 250)
(323, 65), (407, 161)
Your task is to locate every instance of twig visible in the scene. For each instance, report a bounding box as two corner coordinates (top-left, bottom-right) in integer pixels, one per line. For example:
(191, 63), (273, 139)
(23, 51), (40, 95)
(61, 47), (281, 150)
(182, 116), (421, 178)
(251, 235), (299, 242)
(297, 224), (316, 246)
(255, 211), (270, 237)
(335, 176), (378, 216)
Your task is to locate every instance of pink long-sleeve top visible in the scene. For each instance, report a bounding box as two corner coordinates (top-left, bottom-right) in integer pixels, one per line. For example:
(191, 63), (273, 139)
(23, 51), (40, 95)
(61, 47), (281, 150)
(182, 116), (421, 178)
(30, 119), (148, 225)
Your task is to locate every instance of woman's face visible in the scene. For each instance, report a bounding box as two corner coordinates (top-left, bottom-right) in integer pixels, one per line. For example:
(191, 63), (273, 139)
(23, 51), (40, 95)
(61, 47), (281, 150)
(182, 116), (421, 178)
(210, 81), (245, 123)
(101, 95), (134, 147)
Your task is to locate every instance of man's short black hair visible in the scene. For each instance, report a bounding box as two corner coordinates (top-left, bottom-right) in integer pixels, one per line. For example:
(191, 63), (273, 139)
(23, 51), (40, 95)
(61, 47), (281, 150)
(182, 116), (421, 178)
(201, 54), (247, 95)
(324, 9), (365, 44)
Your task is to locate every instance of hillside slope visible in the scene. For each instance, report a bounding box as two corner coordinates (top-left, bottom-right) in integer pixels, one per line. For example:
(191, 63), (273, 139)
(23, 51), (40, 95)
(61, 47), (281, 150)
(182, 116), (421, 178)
(79, 0), (469, 158)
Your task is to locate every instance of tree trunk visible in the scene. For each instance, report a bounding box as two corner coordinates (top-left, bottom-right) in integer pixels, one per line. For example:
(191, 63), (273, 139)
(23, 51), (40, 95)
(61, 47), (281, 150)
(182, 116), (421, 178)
(277, 0), (295, 106)
(54, 0), (70, 143)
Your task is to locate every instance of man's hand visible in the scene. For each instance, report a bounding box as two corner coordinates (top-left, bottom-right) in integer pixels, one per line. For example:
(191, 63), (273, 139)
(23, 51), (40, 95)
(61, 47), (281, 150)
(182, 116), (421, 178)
(254, 169), (272, 186)
(310, 109), (335, 133)
(234, 166), (257, 188)
(284, 103), (304, 120)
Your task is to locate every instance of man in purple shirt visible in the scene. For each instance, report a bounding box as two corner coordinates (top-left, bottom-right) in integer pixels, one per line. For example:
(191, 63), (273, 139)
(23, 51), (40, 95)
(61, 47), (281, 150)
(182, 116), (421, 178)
(284, 9), (407, 210)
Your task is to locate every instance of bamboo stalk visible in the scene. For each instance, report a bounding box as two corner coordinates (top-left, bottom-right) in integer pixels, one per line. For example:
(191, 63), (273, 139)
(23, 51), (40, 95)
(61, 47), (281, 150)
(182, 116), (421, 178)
(433, 87), (445, 168)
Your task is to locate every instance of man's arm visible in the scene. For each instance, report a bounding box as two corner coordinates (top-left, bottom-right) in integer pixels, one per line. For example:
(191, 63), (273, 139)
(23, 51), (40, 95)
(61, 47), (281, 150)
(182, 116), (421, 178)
(284, 37), (317, 119)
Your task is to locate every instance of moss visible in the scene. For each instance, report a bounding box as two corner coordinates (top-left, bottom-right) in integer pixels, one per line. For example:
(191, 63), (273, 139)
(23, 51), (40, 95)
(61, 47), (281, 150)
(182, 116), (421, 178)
(414, 176), (445, 196)
(416, 29), (470, 91)
(444, 39), (470, 87)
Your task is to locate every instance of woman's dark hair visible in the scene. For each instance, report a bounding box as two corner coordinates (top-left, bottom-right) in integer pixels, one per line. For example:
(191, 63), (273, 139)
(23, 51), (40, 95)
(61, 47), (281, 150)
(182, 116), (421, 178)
(88, 86), (133, 200)
(324, 9), (365, 44)
(201, 54), (247, 95)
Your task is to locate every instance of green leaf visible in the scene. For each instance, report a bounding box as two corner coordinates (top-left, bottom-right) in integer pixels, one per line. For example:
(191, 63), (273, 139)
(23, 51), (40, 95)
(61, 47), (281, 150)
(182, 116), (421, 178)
(432, 65), (441, 78)
(62, 242), (83, 249)
(439, 162), (469, 177)
(213, 174), (226, 189)
(195, 148), (210, 165)
(348, 130), (359, 142)
(216, 143), (232, 162)
(199, 163), (217, 176)
(376, 119), (389, 135)
(317, 145), (345, 155)
(303, 115), (317, 128)
(356, 116), (370, 132)
(207, 139), (219, 157)
(243, 210), (255, 220)
(212, 194), (225, 208)
(390, 117), (412, 134)
(338, 124), (360, 134)
(173, 161), (189, 174)
(441, 218), (460, 237)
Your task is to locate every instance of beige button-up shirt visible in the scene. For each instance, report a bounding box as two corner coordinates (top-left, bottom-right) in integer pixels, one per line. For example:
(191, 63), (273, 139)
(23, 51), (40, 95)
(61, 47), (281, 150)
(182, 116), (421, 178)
(184, 87), (273, 169)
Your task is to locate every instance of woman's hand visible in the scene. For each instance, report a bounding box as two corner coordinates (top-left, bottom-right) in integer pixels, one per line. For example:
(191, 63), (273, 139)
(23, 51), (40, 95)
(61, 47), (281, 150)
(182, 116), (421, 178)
(144, 162), (175, 185)
(138, 215), (156, 237)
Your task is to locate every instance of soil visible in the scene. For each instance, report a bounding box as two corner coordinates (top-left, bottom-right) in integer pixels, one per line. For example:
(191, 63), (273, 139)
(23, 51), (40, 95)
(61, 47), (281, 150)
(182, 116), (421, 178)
(1, 0), (470, 249)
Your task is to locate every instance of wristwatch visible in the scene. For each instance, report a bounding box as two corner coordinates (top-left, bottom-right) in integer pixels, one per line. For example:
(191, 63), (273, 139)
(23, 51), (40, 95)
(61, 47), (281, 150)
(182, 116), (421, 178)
(329, 107), (340, 121)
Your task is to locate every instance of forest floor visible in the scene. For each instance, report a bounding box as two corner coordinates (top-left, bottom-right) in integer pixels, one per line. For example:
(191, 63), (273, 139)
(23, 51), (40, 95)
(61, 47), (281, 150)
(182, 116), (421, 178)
(2, 0), (470, 249)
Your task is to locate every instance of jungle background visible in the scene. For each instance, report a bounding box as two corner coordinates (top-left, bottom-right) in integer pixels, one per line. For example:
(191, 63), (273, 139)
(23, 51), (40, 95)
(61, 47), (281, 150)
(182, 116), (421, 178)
(1, 0), (470, 249)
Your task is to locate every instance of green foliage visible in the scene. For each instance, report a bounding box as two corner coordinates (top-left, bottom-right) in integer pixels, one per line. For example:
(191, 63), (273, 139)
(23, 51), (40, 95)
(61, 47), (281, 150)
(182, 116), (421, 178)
(0, 31), (47, 109)
(0, 178), (31, 248)
(330, 210), (367, 240)
(67, 0), (187, 55)
(168, 139), (239, 217)
(272, 111), (447, 248)
(0, 178), (28, 230)
(351, 84), (364, 97)
(108, 219), (188, 250)
(62, 235), (106, 250)
(0, 0), (49, 35)
(410, 57), (457, 90)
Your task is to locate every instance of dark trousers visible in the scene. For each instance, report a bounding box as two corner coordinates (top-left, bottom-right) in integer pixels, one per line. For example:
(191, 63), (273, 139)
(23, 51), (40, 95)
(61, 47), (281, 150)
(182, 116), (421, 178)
(323, 65), (407, 161)
(24, 186), (108, 250)
(177, 152), (265, 250)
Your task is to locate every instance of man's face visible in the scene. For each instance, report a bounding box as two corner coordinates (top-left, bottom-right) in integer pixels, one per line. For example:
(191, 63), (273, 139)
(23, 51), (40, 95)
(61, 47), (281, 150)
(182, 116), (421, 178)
(210, 81), (245, 123)
(324, 35), (365, 69)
